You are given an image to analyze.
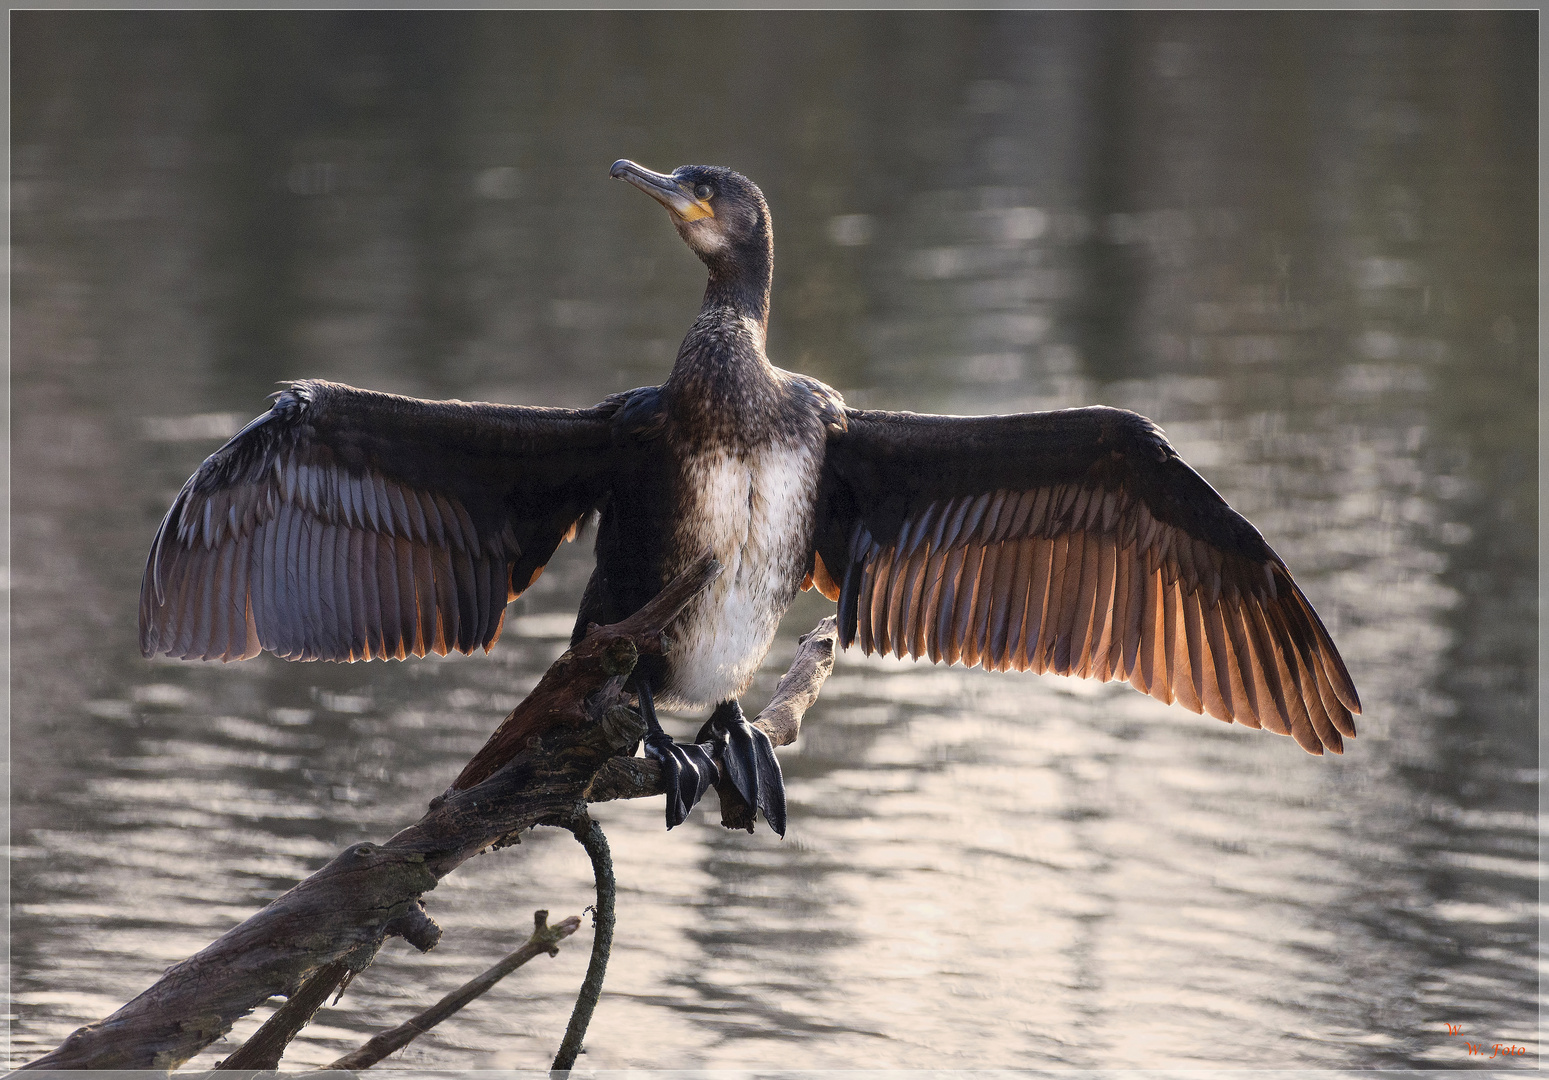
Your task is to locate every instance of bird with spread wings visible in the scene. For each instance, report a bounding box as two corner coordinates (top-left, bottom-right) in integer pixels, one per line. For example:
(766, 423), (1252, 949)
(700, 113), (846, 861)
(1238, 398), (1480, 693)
(141, 160), (1360, 836)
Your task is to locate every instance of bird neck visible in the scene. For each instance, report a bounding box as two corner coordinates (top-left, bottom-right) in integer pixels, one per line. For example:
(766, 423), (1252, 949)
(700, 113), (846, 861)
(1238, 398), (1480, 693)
(699, 233), (772, 332)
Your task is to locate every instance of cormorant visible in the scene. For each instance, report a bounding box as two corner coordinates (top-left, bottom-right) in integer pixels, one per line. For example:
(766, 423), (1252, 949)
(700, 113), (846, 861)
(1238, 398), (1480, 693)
(140, 160), (1361, 836)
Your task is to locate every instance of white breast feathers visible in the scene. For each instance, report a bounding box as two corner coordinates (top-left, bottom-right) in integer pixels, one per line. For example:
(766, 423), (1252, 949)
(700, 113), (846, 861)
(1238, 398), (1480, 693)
(660, 441), (821, 709)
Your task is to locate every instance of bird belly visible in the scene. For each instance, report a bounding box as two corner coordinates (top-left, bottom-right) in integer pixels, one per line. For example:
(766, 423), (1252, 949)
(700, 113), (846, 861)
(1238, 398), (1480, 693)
(658, 441), (821, 709)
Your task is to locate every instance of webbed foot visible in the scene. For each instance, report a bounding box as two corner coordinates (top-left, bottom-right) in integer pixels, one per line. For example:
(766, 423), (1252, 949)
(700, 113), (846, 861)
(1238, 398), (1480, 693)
(636, 677), (719, 829)
(704, 700), (787, 837)
(644, 730), (720, 829)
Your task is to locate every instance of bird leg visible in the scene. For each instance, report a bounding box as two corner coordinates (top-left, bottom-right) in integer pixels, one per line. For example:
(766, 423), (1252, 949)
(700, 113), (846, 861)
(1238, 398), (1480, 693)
(697, 699), (787, 837)
(637, 677), (719, 829)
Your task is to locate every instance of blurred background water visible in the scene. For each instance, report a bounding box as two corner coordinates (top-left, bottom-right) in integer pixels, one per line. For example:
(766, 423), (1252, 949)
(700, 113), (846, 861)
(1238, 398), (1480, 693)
(9, 10), (1538, 1070)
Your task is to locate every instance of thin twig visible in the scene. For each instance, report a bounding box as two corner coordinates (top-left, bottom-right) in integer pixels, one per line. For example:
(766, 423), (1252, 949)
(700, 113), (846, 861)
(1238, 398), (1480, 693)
(325, 910), (581, 1071)
(214, 960), (351, 1070)
(550, 816), (615, 1071)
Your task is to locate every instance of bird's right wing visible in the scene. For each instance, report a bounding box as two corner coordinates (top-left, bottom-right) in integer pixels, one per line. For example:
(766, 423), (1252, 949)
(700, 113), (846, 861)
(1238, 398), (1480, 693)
(141, 379), (628, 663)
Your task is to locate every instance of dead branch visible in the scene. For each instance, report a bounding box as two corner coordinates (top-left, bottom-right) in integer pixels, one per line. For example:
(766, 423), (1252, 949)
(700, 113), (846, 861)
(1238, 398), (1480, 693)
(21, 561), (840, 1072)
(325, 910), (581, 1071)
(213, 960), (352, 1070)
(21, 556), (718, 1072)
(550, 816), (616, 1071)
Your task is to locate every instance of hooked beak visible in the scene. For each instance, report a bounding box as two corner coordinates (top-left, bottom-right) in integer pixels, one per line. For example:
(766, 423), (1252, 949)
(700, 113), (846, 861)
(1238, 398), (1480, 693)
(609, 159), (715, 222)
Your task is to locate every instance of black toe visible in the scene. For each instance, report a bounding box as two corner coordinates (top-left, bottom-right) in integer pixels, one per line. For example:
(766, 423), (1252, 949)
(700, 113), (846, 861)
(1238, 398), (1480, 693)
(644, 731), (719, 828)
(716, 716), (787, 837)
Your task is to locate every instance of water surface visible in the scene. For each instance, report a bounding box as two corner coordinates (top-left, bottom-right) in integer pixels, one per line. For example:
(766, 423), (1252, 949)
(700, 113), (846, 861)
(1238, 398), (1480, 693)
(11, 11), (1537, 1070)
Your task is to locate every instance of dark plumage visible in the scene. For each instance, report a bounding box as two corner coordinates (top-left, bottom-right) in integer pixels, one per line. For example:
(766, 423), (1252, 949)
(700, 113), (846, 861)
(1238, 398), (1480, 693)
(141, 160), (1361, 833)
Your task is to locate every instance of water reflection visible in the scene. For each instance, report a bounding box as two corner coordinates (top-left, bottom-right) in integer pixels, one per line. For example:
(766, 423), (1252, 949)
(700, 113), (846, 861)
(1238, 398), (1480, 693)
(11, 10), (1536, 1070)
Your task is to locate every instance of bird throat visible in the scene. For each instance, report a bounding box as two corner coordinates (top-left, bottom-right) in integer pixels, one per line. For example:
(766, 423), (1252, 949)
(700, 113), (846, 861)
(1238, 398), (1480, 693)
(670, 224), (777, 413)
(700, 231), (772, 330)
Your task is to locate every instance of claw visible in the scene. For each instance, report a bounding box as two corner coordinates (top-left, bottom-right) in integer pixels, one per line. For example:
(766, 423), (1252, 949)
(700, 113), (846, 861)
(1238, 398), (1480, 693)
(711, 710), (788, 837)
(644, 731), (719, 828)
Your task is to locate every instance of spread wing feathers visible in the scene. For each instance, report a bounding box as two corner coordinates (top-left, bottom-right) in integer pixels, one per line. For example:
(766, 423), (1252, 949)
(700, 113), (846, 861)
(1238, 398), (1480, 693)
(140, 379), (621, 663)
(816, 406), (1361, 755)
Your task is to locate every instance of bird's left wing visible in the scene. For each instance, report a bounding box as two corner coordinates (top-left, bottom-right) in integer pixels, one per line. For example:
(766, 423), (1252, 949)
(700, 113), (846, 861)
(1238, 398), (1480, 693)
(141, 379), (626, 663)
(813, 405), (1360, 754)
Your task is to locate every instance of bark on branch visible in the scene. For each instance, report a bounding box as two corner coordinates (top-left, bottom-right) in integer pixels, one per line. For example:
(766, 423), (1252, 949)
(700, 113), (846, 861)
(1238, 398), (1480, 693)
(22, 557), (839, 1071)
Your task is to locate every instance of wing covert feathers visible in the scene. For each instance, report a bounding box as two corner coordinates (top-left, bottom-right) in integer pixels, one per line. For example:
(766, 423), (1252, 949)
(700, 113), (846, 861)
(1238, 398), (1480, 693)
(826, 408), (1360, 755)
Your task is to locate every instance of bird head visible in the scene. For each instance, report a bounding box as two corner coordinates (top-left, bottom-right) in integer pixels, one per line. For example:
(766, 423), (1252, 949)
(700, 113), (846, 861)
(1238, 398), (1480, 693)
(610, 160), (770, 269)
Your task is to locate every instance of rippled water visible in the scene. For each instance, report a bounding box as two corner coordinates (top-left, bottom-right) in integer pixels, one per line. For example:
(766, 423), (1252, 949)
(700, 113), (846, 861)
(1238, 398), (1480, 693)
(11, 11), (1538, 1070)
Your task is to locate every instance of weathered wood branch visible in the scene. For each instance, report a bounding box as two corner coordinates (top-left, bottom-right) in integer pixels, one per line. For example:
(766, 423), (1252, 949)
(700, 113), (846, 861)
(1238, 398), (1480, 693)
(22, 556), (718, 1072)
(21, 559), (840, 1071)
(213, 959), (352, 1070)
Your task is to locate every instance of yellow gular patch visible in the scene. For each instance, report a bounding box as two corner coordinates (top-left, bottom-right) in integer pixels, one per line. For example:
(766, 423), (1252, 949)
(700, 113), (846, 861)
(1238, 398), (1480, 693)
(677, 200), (714, 222)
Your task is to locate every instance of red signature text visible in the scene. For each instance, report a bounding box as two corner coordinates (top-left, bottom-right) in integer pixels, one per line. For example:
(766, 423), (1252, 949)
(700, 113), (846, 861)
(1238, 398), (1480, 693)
(1447, 1025), (1527, 1060)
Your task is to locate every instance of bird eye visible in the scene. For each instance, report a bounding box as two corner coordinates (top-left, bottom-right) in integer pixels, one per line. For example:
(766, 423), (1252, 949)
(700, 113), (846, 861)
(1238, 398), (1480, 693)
(694, 184), (713, 200)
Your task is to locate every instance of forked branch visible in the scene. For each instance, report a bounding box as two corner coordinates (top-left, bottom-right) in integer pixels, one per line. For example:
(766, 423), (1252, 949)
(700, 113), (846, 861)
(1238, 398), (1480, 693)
(325, 910), (581, 1071)
(22, 556), (840, 1072)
